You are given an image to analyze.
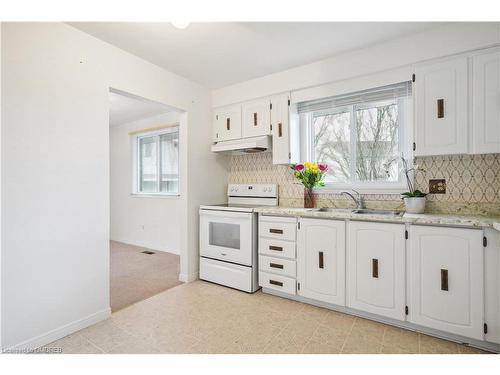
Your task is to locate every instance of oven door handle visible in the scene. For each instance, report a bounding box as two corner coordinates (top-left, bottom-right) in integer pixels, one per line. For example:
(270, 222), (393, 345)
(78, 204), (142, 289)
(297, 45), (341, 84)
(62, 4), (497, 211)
(199, 209), (253, 219)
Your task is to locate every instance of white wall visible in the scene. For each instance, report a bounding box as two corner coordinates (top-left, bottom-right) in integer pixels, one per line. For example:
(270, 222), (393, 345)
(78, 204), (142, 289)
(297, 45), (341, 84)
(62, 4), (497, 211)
(110, 112), (182, 254)
(0, 22), (3, 350)
(212, 23), (500, 107)
(1, 22), (227, 350)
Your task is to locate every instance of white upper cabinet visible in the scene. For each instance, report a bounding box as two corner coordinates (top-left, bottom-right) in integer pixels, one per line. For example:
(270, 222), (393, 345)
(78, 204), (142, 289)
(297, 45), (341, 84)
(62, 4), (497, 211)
(270, 93), (300, 165)
(414, 56), (469, 156)
(297, 218), (345, 305)
(471, 47), (500, 154)
(347, 222), (406, 321)
(408, 225), (484, 340)
(213, 104), (242, 142)
(242, 97), (271, 138)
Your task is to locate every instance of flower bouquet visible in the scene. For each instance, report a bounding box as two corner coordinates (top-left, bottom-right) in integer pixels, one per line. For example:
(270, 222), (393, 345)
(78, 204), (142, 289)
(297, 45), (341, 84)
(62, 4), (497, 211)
(291, 162), (328, 208)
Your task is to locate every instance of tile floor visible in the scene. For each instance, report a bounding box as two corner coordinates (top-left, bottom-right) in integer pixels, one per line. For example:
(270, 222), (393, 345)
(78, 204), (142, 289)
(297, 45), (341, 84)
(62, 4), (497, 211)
(44, 281), (490, 354)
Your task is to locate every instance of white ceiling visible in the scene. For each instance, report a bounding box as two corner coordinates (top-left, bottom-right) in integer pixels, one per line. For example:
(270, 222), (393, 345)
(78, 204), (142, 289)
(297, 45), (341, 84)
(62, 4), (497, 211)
(109, 91), (174, 127)
(70, 22), (443, 89)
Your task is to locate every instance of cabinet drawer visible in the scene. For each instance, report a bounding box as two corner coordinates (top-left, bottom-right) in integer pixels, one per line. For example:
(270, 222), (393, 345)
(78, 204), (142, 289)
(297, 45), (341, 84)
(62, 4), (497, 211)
(259, 218), (296, 241)
(259, 272), (296, 295)
(200, 257), (253, 293)
(259, 255), (296, 278)
(259, 237), (296, 259)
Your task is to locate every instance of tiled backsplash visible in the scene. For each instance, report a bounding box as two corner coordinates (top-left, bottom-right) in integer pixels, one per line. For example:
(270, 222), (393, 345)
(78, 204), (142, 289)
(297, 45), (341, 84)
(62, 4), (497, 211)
(229, 152), (500, 217)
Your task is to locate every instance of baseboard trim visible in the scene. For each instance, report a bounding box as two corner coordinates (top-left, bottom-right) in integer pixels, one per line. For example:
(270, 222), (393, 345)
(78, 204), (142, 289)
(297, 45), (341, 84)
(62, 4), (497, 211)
(179, 272), (198, 283)
(3, 307), (111, 353)
(110, 238), (179, 255)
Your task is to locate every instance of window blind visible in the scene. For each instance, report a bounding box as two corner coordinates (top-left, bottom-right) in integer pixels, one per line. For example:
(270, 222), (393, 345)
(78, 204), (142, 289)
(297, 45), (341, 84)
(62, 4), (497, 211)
(297, 81), (412, 114)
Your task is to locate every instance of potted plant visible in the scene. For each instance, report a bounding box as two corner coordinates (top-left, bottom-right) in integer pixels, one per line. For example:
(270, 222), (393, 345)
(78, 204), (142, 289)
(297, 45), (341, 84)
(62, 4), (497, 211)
(386, 154), (426, 214)
(291, 162), (328, 208)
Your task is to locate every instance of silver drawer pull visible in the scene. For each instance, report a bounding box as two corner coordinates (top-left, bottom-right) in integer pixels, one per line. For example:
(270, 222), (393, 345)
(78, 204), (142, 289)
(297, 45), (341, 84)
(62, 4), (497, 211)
(269, 245), (283, 252)
(269, 262), (284, 269)
(269, 279), (283, 287)
(269, 228), (283, 234)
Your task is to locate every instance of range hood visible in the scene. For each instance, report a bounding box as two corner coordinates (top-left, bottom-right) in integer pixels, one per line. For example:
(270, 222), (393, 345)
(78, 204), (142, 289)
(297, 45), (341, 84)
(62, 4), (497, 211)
(211, 135), (272, 154)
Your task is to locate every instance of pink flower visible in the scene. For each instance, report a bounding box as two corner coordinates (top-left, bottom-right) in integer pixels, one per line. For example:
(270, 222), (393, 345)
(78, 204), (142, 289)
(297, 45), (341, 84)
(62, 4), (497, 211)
(318, 163), (328, 172)
(294, 163), (304, 171)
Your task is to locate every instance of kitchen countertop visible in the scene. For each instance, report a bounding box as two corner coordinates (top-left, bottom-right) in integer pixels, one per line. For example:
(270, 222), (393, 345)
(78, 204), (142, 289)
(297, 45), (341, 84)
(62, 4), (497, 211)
(254, 206), (500, 230)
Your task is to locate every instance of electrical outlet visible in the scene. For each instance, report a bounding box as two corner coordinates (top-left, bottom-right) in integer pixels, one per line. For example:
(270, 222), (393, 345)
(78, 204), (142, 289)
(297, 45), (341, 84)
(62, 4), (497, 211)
(429, 179), (446, 194)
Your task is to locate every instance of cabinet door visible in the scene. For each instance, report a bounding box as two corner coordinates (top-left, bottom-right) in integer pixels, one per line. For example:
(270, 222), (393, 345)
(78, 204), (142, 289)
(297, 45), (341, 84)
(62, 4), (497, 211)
(414, 56), (469, 156)
(297, 218), (345, 305)
(408, 226), (484, 340)
(484, 228), (500, 344)
(471, 48), (500, 154)
(213, 104), (242, 142)
(242, 97), (271, 138)
(271, 93), (291, 164)
(347, 222), (406, 320)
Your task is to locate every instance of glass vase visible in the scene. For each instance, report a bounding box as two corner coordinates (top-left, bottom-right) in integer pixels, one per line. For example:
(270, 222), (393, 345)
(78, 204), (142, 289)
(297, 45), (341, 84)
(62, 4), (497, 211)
(304, 187), (316, 208)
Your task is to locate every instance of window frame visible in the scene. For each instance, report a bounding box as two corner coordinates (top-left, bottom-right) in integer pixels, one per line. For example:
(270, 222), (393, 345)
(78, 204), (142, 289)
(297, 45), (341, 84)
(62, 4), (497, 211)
(301, 96), (413, 194)
(132, 125), (180, 198)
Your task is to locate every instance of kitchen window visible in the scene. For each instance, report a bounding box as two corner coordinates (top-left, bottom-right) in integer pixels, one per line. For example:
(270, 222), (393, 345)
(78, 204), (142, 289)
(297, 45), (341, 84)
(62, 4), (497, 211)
(299, 82), (412, 193)
(134, 126), (179, 195)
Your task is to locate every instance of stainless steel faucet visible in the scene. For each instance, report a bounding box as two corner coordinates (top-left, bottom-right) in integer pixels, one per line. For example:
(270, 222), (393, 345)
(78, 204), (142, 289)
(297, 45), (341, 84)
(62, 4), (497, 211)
(341, 189), (365, 209)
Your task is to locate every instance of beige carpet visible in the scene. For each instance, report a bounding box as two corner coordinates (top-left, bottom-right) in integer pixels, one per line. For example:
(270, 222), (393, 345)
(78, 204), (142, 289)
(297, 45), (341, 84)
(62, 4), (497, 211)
(110, 241), (182, 312)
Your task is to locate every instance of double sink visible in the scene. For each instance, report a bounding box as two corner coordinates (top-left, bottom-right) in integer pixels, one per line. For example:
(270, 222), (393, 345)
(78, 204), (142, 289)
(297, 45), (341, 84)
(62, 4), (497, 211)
(313, 207), (404, 217)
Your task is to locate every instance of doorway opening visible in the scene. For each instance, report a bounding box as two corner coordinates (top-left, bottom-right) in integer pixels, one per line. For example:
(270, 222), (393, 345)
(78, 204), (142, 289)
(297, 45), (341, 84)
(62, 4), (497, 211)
(109, 88), (184, 312)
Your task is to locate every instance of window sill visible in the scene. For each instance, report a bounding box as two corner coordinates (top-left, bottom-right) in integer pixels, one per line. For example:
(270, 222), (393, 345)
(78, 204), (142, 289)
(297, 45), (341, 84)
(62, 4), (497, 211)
(130, 193), (180, 199)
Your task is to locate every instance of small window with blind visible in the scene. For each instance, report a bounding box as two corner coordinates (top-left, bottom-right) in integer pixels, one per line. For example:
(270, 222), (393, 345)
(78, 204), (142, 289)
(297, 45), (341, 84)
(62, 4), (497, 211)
(134, 126), (179, 196)
(298, 82), (412, 192)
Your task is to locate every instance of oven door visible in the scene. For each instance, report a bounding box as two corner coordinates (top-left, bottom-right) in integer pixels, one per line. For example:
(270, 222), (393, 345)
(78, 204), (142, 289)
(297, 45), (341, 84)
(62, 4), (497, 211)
(199, 209), (254, 266)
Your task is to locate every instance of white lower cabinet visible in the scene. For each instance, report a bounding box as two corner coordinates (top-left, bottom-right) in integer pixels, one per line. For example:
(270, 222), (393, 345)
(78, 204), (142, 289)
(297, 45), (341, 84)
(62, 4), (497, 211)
(297, 218), (345, 305)
(408, 225), (484, 340)
(347, 222), (406, 320)
(484, 228), (500, 344)
(258, 215), (297, 296)
(258, 215), (497, 348)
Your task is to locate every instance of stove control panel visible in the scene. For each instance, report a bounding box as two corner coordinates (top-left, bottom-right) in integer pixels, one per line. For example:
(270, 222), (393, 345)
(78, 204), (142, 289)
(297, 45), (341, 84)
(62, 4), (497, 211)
(227, 184), (278, 198)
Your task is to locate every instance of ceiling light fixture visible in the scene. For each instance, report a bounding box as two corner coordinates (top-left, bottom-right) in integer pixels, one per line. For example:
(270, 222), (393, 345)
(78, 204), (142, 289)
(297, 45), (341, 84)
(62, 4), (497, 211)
(171, 21), (190, 29)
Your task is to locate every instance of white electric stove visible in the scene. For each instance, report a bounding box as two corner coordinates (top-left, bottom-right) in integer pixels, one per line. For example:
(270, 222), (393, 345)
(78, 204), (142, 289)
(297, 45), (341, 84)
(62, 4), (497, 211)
(199, 184), (278, 292)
